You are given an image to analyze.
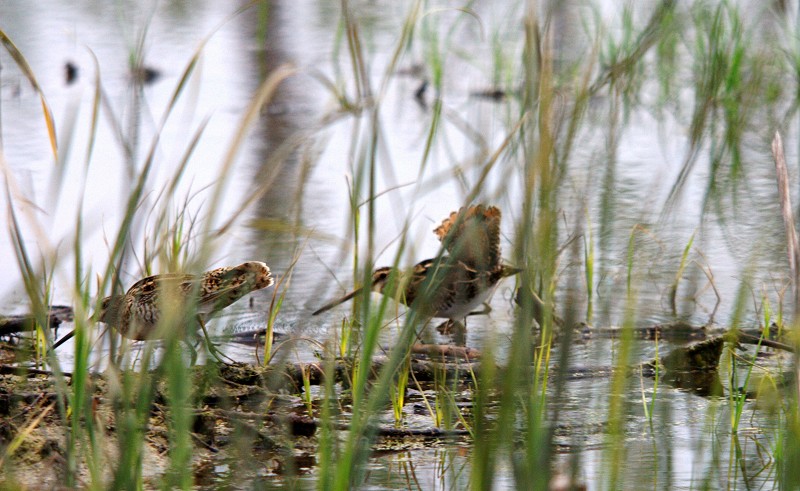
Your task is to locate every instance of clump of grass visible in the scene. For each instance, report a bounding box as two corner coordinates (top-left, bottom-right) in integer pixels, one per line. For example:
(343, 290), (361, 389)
(390, 353), (410, 425)
(668, 231), (696, 317)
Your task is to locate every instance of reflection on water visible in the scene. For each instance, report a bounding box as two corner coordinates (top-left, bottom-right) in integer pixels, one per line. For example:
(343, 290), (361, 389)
(0, 0), (792, 488)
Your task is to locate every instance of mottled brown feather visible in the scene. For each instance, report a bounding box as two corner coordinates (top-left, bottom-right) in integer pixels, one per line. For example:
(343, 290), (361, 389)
(433, 204), (501, 270)
(100, 261), (273, 340)
(314, 205), (518, 321)
(373, 257), (518, 319)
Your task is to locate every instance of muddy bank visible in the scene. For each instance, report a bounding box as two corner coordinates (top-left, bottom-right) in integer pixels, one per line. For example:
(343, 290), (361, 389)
(0, 326), (788, 487)
(0, 346), (481, 487)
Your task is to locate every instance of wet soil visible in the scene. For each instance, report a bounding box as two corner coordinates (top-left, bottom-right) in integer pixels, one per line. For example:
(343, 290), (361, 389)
(0, 324), (788, 487)
(0, 341), (479, 487)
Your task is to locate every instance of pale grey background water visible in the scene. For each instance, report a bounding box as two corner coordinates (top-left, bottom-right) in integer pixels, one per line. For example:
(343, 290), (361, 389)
(0, 1), (791, 488)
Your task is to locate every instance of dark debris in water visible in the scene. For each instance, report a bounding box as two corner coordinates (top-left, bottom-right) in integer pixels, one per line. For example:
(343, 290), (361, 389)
(649, 336), (726, 372)
(0, 305), (73, 337)
(64, 61), (78, 84)
(637, 336), (727, 396)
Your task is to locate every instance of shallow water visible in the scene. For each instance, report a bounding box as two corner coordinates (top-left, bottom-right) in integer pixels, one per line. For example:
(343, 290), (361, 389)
(0, 0), (793, 488)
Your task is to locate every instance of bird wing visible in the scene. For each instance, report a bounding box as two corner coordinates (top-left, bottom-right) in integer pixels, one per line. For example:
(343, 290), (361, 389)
(433, 204), (501, 270)
(124, 263), (271, 318)
(192, 263), (269, 313)
(402, 257), (498, 317)
(123, 273), (197, 327)
(127, 273), (195, 300)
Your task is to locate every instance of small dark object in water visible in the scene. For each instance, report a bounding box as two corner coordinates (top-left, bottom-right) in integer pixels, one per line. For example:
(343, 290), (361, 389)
(414, 80), (428, 105)
(131, 65), (161, 84)
(287, 413), (317, 437)
(470, 87), (508, 101)
(64, 61), (78, 84)
(662, 370), (724, 397)
(395, 63), (425, 78)
(228, 327), (287, 346)
(641, 337), (727, 397)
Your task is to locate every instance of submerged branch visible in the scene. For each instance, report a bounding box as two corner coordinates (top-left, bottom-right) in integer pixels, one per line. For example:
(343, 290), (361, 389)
(0, 306), (73, 336)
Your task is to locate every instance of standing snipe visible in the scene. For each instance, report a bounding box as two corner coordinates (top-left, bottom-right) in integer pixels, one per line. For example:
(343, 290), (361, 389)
(52, 261), (273, 362)
(312, 205), (520, 323)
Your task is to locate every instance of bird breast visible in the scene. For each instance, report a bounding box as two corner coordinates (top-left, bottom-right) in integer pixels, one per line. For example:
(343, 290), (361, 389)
(434, 286), (493, 320)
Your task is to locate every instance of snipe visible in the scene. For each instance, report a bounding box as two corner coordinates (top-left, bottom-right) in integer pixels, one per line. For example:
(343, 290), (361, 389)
(52, 261), (273, 362)
(312, 205), (520, 323)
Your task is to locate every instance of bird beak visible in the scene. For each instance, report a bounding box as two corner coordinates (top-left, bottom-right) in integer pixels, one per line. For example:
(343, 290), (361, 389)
(312, 287), (364, 316)
(50, 300), (106, 353)
(49, 328), (76, 352)
(502, 265), (523, 277)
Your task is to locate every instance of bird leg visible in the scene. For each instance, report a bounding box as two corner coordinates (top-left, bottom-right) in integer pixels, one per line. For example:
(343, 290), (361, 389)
(435, 320), (467, 346)
(467, 302), (492, 316)
(186, 341), (198, 366)
(196, 316), (235, 364)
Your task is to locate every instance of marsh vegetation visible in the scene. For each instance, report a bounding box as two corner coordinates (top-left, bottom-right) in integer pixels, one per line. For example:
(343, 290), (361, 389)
(0, 0), (799, 489)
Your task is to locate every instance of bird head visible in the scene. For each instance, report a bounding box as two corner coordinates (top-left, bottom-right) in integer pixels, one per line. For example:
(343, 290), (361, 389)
(237, 261), (274, 289)
(370, 267), (396, 293)
(96, 295), (124, 325)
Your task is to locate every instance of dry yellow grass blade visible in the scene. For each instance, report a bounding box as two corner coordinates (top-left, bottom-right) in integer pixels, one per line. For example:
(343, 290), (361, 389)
(208, 63), (298, 238)
(0, 401), (55, 468)
(0, 29), (58, 161)
(772, 131), (799, 317)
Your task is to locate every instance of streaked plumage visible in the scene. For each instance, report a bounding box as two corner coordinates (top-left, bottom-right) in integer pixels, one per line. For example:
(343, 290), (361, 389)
(100, 261), (274, 340)
(433, 204), (501, 271)
(51, 261), (273, 352)
(313, 205), (519, 321)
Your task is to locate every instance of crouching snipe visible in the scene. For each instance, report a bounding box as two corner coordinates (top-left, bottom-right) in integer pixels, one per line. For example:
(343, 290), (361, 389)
(52, 261), (274, 363)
